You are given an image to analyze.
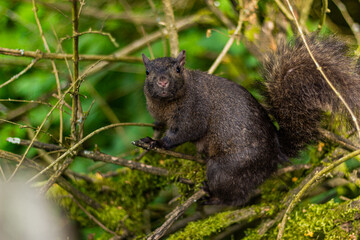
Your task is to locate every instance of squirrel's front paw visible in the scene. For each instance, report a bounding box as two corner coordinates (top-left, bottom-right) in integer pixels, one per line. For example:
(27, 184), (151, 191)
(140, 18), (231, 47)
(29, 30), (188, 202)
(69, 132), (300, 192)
(132, 137), (161, 150)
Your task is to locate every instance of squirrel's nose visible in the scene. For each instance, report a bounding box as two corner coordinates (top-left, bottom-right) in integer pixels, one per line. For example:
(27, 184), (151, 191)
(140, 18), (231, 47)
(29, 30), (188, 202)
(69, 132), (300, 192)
(157, 76), (169, 88)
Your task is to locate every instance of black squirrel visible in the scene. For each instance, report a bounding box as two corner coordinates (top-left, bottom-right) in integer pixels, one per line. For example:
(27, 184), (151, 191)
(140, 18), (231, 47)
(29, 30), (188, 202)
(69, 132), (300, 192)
(134, 35), (360, 206)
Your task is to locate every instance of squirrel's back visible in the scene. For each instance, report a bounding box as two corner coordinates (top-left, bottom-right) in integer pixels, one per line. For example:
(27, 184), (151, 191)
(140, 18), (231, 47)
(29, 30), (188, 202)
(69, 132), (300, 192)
(189, 70), (280, 157)
(264, 35), (360, 157)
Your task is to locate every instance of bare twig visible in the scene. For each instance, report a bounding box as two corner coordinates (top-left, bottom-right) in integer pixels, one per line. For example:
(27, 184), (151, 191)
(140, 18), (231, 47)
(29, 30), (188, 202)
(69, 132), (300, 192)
(4, 120), (59, 142)
(81, 11), (212, 77)
(318, 0), (328, 30)
(70, 0), (81, 144)
(319, 128), (360, 151)
(70, 196), (121, 238)
(26, 123), (153, 184)
(205, 0), (235, 29)
(6, 137), (194, 185)
(275, 164), (312, 176)
(146, 189), (207, 240)
(162, 0), (179, 57)
(0, 98), (52, 107)
(332, 0), (360, 45)
(40, 1), (158, 25)
(0, 47), (140, 62)
(7, 80), (76, 181)
(59, 28), (119, 48)
(7, 59), (99, 181)
(208, 0), (249, 74)
(274, 0), (294, 21)
(132, 140), (205, 164)
(31, 0), (64, 147)
(0, 58), (39, 89)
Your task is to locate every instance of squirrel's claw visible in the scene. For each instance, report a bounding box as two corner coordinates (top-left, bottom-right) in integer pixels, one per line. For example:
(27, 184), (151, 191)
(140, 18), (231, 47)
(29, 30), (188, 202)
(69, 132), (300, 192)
(132, 137), (161, 150)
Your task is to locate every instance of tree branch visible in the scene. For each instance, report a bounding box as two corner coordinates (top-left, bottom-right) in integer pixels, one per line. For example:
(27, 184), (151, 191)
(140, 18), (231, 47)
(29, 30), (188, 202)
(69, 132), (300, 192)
(277, 149), (360, 239)
(132, 140), (205, 164)
(0, 47), (140, 62)
(0, 58), (39, 89)
(146, 189), (207, 240)
(6, 137), (194, 185)
(81, 11), (213, 77)
(161, 0), (179, 57)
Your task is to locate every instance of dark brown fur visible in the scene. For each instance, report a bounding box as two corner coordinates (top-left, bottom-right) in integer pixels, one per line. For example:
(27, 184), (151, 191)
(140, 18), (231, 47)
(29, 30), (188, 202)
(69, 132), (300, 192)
(137, 35), (360, 206)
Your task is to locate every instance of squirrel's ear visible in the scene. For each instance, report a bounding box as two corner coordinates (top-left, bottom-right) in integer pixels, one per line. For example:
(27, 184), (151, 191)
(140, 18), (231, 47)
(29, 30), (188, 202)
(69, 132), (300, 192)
(142, 54), (150, 66)
(176, 50), (186, 67)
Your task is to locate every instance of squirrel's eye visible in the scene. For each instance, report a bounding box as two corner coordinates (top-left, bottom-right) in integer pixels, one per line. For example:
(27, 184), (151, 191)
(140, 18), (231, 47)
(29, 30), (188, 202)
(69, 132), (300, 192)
(146, 69), (149, 75)
(176, 67), (181, 73)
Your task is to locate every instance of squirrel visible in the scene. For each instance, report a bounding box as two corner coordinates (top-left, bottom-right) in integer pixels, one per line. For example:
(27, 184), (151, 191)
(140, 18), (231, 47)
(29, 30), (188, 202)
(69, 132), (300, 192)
(134, 34), (360, 206)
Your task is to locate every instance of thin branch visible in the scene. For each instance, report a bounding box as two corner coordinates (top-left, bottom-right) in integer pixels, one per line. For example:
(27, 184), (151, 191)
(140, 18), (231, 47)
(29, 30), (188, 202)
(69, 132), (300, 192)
(0, 58), (39, 89)
(0, 47), (140, 62)
(31, 0), (63, 147)
(132, 140), (205, 164)
(40, 1), (158, 25)
(0, 98), (52, 107)
(59, 28), (119, 48)
(78, 150), (170, 178)
(81, 11), (212, 77)
(3, 120), (59, 142)
(146, 189), (207, 240)
(319, 128), (360, 151)
(208, 0), (252, 74)
(70, 196), (121, 238)
(318, 0), (328, 30)
(277, 148), (360, 239)
(274, 0), (294, 21)
(77, 0), (85, 18)
(332, 0), (360, 45)
(71, 0), (81, 145)
(162, 0), (179, 57)
(205, 0), (235, 29)
(275, 164), (312, 176)
(284, 0), (360, 137)
(25, 123), (153, 184)
(7, 59), (95, 181)
(6, 138), (194, 185)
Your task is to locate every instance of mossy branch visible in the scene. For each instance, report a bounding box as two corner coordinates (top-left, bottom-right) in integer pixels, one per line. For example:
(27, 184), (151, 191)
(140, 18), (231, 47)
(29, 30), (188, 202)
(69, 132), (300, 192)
(277, 149), (360, 239)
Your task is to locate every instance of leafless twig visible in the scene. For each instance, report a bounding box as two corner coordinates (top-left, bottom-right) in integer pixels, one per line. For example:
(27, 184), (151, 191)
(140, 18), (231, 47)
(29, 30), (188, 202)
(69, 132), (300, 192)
(0, 58), (39, 89)
(146, 189), (207, 240)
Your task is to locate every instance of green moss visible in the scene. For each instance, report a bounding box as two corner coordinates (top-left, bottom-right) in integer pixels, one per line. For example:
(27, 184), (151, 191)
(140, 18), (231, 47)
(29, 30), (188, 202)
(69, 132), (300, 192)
(164, 143), (206, 202)
(244, 198), (360, 239)
(167, 211), (239, 240)
(46, 149), (172, 236)
(168, 205), (275, 240)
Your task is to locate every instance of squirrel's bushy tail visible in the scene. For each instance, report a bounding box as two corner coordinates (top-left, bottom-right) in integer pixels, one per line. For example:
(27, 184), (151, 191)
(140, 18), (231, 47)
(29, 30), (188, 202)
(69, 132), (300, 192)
(264, 35), (360, 157)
